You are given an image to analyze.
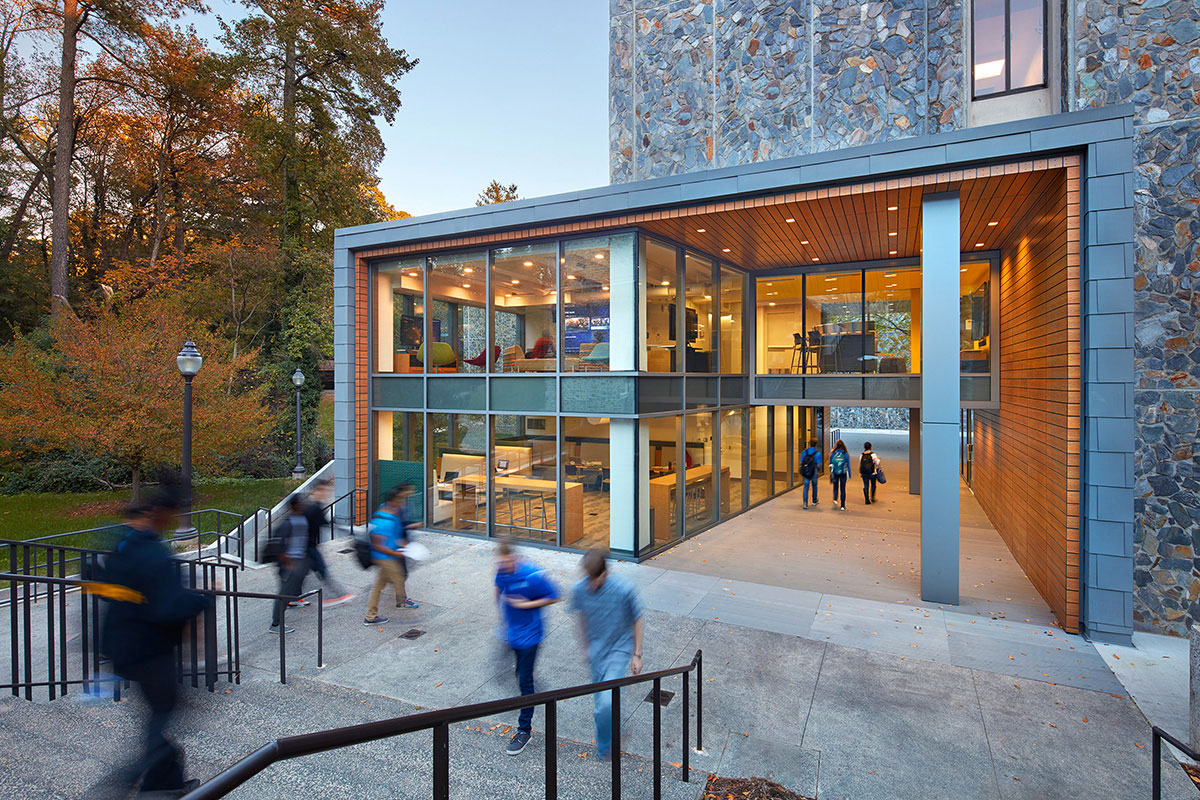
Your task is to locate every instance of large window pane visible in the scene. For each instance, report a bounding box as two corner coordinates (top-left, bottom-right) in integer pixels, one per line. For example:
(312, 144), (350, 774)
(428, 252), (487, 373)
(748, 406), (770, 504)
(684, 412), (717, 533)
(755, 275), (803, 373)
(645, 415), (681, 548)
(720, 408), (747, 516)
(374, 411), (424, 522)
(563, 417), (613, 550)
(428, 413), (488, 533)
(961, 261), (992, 375)
(1010, 0), (1045, 89)
(973, 0), (1007, 96)
(643, 238), (678, 372)
(375, 257), (424, 373)
(773, 405), (790, 492)
(808, 271), (866, 374)
(492, 243), (556, 373)
(683, 253), (715, 373)
(564, 235), (636, 372)
(720, 268), (745, 374)
(494, 415), (558, 545)
(865, 267), (920, 374)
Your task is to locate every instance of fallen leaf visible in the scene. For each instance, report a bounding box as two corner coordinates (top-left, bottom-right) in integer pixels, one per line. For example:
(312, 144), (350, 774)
(434, 681), (443, 687)
(1082, 718), (1088, 723)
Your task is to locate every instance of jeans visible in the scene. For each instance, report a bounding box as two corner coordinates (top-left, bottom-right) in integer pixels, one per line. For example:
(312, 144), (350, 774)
(272, 557), (310, 627)
(513, 644), (539, 733)
(590, 651), (629, 757)
(122, 652), (184, 791)
(862, 474), (877, 503)
(802, 476), (819, 504)
(831, 473), (847, 508)
(307, 546), (346, 597)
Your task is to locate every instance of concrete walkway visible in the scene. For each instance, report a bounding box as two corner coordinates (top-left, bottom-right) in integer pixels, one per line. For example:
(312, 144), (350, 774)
(1, 534), (1196, 799)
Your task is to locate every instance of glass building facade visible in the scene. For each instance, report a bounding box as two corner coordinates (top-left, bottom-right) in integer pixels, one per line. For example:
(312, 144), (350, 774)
(368, 231), (998, 558)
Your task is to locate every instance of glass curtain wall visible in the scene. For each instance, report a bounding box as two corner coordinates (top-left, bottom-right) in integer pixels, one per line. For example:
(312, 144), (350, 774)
(773, 405), (791, 491)
(428, 413), (488, 533)
(720, 267), (745, 374)
(748, 406), (770, 505)
(491, 244), (557, 373)
(562, 417), (612, 550)
(374, 257), (424, 373)
(427, 252), (487, 373)
(563, 235), (637, 372)
(720, 408), (747, 517)
(645, 415), (681, 549)
(493, 415), (558, 544)
(808, 271), (864, 373)
(683, 253), (715, 373)
(960, 261), (991, 374)
(374, 411), (424, 521)
(864, 267), (921, 373)
(755, 276), (803, 373)
(683, 412), (717, 534)
(643, 239), (678, 372)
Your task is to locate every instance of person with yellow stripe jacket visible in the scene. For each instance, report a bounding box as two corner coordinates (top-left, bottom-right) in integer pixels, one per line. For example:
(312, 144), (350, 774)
(97, 489), (210, 798)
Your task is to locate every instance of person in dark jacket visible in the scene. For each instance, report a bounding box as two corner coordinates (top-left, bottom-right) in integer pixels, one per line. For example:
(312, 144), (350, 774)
(98, 490), (209, 797)
(299, 480), (354, 608)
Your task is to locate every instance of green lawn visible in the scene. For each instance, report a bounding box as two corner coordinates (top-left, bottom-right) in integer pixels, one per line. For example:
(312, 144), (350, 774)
(0, 477), (300, 571)
(317, 390), (334, 445)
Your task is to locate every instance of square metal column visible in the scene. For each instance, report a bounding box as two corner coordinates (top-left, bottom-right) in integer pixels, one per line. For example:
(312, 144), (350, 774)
(920, 191), (961, 605)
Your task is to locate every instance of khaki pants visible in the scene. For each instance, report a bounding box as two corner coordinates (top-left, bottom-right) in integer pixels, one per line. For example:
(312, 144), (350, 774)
(366, 559), (406, 619)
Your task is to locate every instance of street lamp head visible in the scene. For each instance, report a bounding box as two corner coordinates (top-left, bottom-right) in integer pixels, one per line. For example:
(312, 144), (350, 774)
(176, 340), (202, 378)
(291, 368), (306, 388)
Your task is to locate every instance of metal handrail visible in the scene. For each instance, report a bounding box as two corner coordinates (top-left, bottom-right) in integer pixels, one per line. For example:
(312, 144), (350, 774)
(182, 649), (704, 800)
(1152, 726), (1199, 800)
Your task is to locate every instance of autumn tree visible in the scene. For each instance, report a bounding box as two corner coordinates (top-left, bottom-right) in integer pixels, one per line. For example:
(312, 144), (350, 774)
(0, 295), (270, 498)
(476, 180), (519, 206)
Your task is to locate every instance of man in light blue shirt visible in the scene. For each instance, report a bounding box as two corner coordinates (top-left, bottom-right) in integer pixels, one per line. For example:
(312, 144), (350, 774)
(569, 550), (644, 760)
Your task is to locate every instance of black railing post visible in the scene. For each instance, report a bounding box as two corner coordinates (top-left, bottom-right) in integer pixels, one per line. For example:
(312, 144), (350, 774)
(22, 545), (32, 700)
(279, 604), (287, 685)
(46, 561), (56, 700)
(696, 650), (703, 752)
(611, 686), (621, 798)
(681, 668), (690, 782)
(316, 587), (324, 668)
(433, 722), (450, 800)
(58, 548), (67, 696)
(653, 677), (662, 800)
(9, 543), (17, 697)
(189, 562), (199, 688)
(545, 701), (558, 800)
(1152, 727), (1161, 800)
(204, 600), (218, 692)
(233, 568), (241, 685)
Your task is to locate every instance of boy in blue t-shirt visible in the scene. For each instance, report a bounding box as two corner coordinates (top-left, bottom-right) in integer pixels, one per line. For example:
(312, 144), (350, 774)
(494, 539), (560, 756)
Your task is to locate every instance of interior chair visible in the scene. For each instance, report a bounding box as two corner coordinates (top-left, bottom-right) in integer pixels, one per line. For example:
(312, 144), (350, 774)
(500, 344), (524, 372)
(463, 345), (500, 368)
(414, 341), (458, 371)
(789, 333), (805, 373)
(576, 341), (610, 372)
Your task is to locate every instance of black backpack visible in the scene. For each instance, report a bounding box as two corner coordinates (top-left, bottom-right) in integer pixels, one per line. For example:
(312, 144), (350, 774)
(800, 450), (817, 479)
(261, 518), (290, 563)
(859, 452), (875, 476)
(352, 516), (384, 570)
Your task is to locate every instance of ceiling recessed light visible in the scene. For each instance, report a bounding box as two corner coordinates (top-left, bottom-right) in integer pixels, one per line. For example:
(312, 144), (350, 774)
(887, 205), (898, 211)
(885, 273), (897, 277)
(408, 272), (418, 277)
(464, 267), (473, 273)
(987, 221), (998, 226)
(511, 279), (520, 284)
(975, 243), (985, 247)
(767, 291), (778, 296)
(566, 274), (576, 280)
(560, 258), (565, 264)
(800, 240), (809, 245)
(886, 283), (898, 288)
(768, 301), (776, 306)
(602, 285), (610, 290)
(766, 282), (773, 286)
(888, 232), (897, 237)
(523, 261), (533, 266)
(594, 253), (605, 260)
(696, 228), (706, 233)
(722, 248), (731, 253)
(812, 257), (820, 262)
(785, 218), (795, 223)
(462, 283), (471, 288)
(704, 294), (712, 300)
(661, 280), (670, 286)
(824, 277), (835, 282)
(505, 292), (513, 297)
(889, 250), (897, 255)
(961, 267), (968, 272)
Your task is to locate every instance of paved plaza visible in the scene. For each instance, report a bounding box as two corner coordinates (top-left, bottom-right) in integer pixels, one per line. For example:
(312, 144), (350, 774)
(2, 527), (1196, 799)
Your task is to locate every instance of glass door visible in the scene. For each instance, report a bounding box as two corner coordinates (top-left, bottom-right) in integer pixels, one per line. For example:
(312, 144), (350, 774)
(961, 409), (974, 488)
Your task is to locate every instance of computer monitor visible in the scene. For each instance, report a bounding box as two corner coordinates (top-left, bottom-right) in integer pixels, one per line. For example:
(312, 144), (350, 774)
(496, 459), (509, 472)
(442, 470), (459, 482)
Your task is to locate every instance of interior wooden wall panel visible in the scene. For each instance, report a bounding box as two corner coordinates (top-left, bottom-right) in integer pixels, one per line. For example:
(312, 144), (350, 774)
(971, 168), (1081, 632)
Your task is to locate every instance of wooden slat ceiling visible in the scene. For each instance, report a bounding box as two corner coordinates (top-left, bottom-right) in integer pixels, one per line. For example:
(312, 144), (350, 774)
(639, 168), (1065, 270)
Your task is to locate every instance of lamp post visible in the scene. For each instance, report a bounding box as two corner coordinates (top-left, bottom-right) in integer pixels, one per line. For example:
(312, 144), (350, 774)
(176, 340), (203, 534)
(291, 368), (306, 480)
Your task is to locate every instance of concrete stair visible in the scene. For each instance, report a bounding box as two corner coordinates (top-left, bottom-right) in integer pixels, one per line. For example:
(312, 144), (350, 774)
(0, 667), (704, 800)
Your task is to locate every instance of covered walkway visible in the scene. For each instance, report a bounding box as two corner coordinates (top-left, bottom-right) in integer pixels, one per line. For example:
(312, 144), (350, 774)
(650, 430), (1057, 627)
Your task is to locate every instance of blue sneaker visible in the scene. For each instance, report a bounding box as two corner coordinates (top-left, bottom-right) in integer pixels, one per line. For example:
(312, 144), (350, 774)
(364, 616), (389, 625)
(397, 598), (419, 609)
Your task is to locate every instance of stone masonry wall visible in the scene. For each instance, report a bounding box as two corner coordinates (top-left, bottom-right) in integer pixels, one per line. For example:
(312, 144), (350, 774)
(1075, 0), (1200, 635)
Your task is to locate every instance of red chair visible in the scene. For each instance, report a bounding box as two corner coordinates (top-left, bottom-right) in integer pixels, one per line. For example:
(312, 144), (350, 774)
(463, 345), (500, 368)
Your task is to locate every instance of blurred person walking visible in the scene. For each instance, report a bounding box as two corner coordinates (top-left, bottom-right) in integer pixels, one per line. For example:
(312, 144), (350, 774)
(95, 489), (210, 798)
(829, 439), (850, 510)
(860, 441), (882, 505)
(494, 539), (560, 756)
(301, 479), (355, 607)
(364, 484), (419, 625)
(266, 494), (311, 634)
(570, 550), (644, 760)
(799, 439), (822, 508)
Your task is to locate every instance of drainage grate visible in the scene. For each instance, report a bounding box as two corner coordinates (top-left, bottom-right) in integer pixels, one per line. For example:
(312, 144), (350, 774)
(401, 629), (426, 640)
(644, 689), (675, 707)
(337, 548), (354, 554)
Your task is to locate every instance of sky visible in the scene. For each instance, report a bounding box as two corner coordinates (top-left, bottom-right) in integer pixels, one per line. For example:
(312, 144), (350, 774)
(199, 0), (611, 218)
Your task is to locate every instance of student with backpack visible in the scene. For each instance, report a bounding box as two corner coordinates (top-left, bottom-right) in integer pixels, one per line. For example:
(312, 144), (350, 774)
(829, 439), (850, 510)
(860, 442), (881, 505)
(364, 484), (420, 626)
(799, 439), (823, 509)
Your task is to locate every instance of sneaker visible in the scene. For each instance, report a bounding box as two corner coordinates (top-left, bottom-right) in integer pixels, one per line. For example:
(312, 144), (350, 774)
(267, 624), (295, 635)
(364, 616), (389, 626)
(287, 599), (311, 608)
(803, 503), (808, 509)
(396, 598), (419, 609)
(138, 778), (200, 798)
(323, 593), (356, 608)
(506, 731), (531, 756)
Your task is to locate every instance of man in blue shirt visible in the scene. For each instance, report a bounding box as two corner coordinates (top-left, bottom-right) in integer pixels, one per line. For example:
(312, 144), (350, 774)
(799, 439), (823, 509)
(364, 485), (419, 626)
(494, 539), (560, 756)
(570, 550), (644, 760)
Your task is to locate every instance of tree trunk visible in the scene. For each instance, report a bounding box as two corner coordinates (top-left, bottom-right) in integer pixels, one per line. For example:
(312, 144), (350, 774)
(281, 32), (297, 254)
(130, 465), (142, 502)
(50, 0), (81, 318)
(0, 169), (45, 266)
